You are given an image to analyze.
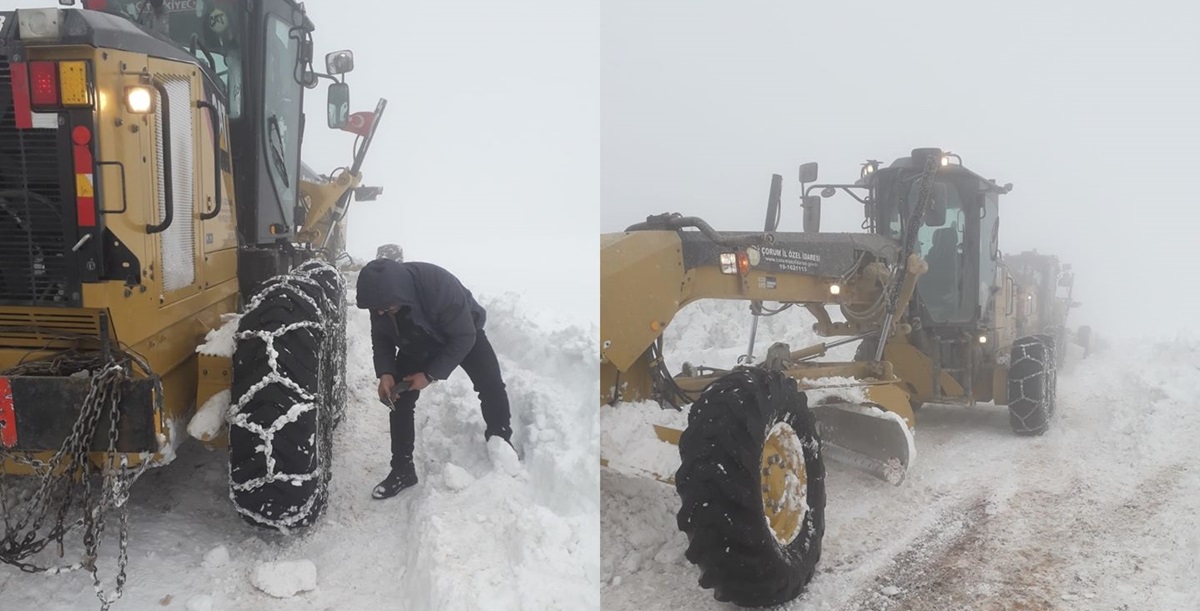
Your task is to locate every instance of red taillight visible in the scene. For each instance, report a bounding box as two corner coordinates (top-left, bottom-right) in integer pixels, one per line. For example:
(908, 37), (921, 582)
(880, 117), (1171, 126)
(29, 61), (58, 107)
(83, 0), (109, 8)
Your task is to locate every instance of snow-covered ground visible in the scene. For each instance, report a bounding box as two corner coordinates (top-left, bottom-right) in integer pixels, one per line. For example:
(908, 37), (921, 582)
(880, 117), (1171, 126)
(0, 278), (599, 611)
(601, 301), (1200, 610)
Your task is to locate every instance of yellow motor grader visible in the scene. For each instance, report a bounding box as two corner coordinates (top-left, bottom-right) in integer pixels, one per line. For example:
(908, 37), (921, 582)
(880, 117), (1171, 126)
(0, 0), (384, 601)
(600, 148), (1085, 607)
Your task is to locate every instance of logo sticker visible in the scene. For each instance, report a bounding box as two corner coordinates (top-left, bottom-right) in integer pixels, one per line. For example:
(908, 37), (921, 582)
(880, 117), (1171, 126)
(746, 246), (761, 267)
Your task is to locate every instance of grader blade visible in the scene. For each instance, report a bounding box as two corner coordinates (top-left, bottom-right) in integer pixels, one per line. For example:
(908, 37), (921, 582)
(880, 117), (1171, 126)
(810, 402), (914, 485)
(797, 379), (916, 486)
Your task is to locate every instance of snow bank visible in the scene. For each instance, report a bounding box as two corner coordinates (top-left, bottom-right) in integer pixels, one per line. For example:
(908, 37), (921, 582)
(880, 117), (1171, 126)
(661, 301), (857, 370)
(600, 401), (687, 479)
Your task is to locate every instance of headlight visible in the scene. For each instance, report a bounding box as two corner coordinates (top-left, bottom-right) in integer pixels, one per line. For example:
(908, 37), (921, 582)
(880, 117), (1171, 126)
(719, 253), (737, 275)
(829, 283), (841, 296)
(978, 334), (988, 344)
(125, 86), (153, 113)
(17, 8), (62, 42)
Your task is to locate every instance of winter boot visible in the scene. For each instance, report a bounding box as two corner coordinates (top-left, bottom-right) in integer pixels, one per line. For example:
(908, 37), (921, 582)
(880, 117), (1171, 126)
(372, 461), (418, 500)
(485, 426), (514, 450)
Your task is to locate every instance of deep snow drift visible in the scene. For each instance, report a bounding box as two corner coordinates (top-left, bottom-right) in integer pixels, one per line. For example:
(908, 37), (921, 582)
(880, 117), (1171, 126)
(0, 277), (599, 611)
(601, 301), (1200, 610)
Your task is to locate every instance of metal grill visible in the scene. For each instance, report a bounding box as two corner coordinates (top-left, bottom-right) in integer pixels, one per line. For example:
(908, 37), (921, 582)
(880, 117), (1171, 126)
(0, 308), (102, 350)
(154, 75), (195, 293)
(0, 55), (75, 306)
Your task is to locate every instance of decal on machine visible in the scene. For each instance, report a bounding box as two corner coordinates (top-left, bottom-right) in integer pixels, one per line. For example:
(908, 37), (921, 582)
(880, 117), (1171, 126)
(748, 245), (821, 273)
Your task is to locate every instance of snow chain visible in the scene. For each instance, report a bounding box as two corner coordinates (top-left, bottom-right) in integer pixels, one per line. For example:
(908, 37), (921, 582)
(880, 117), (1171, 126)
(227, 261), (345, 530)
(0, 352), (156, 611)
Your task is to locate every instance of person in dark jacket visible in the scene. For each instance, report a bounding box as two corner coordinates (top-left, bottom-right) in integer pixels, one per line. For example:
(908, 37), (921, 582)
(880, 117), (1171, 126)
(355, 259), (513, 499)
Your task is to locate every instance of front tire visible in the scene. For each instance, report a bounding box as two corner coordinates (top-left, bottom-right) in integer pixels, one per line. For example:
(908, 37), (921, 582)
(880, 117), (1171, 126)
(674, 368), (826, 607)
(229, 263), (342, 530)
(1007, 336), (1056, 436)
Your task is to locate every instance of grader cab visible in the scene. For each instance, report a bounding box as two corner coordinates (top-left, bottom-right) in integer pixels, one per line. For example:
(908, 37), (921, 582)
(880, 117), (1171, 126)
(600, 148), (1085, 607)
(0, 0), (385, 596)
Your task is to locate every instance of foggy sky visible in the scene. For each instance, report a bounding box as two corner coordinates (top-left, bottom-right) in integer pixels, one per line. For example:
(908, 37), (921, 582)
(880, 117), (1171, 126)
(602, 0), (1200, 339)
(1, 0), (600, 329)
(304, 0), (599, 330)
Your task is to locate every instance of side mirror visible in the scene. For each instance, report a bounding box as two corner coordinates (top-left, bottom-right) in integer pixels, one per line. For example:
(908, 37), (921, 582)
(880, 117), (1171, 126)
(802, 195), (821, 233)
(798, 162), (818, 184)
(763, 174), (782, 232)
(354, 186), (383, 201)
(325, 50), (355, 76)
(327, 82), (350, 129)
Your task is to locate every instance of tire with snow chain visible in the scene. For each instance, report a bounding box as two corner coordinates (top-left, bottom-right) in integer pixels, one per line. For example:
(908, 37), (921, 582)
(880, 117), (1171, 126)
(1007, 336), (1056, 436)
(674, 367), (826, 608)
(295, 260), (348, 432)
(229, 268), (337, 530)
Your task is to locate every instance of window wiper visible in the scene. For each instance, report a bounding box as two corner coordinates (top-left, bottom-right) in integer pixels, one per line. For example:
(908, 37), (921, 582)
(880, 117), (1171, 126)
(268, 115), (290, 187)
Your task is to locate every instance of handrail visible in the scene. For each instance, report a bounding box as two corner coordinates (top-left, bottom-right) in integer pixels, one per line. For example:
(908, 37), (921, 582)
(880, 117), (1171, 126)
(196, 100), (222, 221)
(145, 80), (174, 235)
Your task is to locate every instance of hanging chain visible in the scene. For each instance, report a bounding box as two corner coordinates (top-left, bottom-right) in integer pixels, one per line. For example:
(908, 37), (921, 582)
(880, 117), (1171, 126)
(0, 352), (155, 611)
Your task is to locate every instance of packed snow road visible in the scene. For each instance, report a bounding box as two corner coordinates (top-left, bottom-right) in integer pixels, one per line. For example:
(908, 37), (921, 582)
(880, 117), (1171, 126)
(601, 303), (1200, 611)
(0, 282), (599, 611)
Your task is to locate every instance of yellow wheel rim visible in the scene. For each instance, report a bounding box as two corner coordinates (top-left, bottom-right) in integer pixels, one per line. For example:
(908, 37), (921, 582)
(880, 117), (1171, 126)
(761, 421), (808, 546)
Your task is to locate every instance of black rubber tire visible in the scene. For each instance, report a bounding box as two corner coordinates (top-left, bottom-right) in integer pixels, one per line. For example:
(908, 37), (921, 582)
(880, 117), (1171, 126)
(1042, 334), (1058, 420)
(854, 338), (922, 411)
(229, 272), (331, 530)
(1007, 336), (1055, 436)
(296, 260), (348, 432)
(674, 368), (827, 608)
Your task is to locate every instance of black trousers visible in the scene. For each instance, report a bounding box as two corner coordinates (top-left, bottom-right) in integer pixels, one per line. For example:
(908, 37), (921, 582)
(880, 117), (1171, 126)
(388, 328), (511, 468)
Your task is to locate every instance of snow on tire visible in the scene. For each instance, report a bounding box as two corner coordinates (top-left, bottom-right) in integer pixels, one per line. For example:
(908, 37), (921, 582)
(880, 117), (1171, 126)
(674, 367), (826, 608)
(229, 262), (342, 530)
(1007, 335), (1056, 436)
(295, 260), (348, 432)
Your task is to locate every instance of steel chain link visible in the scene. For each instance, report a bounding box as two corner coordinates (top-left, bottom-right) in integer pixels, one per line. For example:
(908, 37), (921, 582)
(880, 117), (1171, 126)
(0, 353), (154, 611)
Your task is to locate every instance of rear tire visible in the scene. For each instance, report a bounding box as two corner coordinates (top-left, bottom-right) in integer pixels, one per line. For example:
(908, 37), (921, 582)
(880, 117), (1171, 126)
(675, 368), (826, 607)
(1007, 336), (1056, 436)
(229, 262), (343, 530)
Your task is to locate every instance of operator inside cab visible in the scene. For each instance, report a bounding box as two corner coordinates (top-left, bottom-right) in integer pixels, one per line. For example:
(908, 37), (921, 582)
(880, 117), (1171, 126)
(84, 0), (246, 117)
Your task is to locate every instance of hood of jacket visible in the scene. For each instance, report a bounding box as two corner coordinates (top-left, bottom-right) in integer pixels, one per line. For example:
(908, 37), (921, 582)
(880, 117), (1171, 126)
(355, 259), (418, 311)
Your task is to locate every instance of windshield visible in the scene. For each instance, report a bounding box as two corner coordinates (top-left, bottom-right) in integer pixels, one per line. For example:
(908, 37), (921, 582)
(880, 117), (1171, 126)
(85, 0), (245, 117)
(261, 12), (303, 214)
(882, 176), (975, 324)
